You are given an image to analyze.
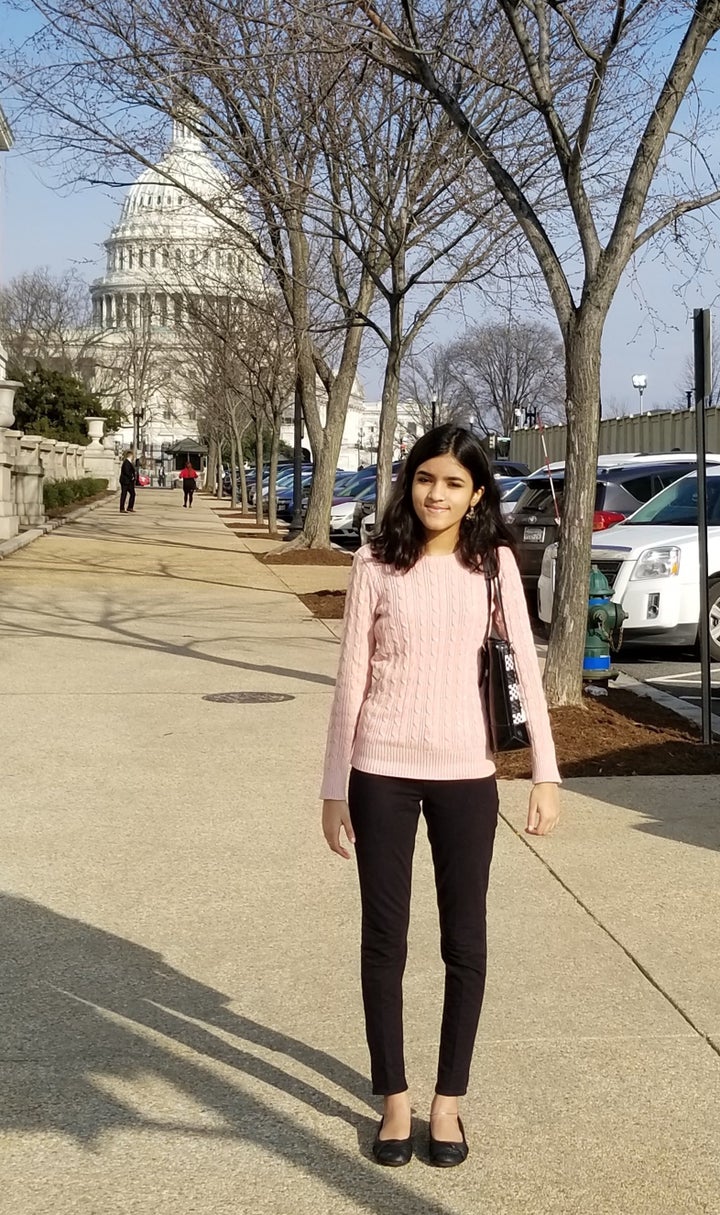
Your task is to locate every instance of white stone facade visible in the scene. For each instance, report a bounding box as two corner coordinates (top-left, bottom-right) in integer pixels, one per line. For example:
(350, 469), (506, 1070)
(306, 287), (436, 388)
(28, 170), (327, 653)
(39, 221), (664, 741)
(279, 384), (420, 472)
(88, 120), (260, 464)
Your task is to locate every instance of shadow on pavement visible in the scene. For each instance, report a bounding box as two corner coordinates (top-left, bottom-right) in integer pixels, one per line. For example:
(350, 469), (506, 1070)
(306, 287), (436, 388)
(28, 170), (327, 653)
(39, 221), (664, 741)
(0, 893), (455, 1214)
(0, 592), (337, 687)
(563, 776), (720, 852)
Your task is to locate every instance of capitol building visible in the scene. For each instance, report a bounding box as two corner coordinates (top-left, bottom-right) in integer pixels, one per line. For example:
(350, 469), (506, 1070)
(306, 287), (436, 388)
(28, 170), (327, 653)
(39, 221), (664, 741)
(87, 118), (419, 472)
(88, 118), (260, 463)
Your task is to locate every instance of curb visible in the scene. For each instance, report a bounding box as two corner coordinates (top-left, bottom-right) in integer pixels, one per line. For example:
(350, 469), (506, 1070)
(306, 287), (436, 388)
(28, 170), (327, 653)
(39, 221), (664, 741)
(0, 493), (117, 560)
(614, 670), (720, 740)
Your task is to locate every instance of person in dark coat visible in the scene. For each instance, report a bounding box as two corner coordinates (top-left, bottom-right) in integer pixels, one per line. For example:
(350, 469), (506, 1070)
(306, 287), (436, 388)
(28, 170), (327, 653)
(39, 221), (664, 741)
(119, 451), (136, 513)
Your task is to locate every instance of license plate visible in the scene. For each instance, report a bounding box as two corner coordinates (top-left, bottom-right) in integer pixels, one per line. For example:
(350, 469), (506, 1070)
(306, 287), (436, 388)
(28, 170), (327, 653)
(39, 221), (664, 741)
(523, 526), (546, 543)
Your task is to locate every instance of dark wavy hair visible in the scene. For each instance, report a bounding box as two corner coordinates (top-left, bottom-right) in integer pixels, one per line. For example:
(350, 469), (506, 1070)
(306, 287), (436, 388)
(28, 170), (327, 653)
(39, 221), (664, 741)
(370, 424), (516, 574)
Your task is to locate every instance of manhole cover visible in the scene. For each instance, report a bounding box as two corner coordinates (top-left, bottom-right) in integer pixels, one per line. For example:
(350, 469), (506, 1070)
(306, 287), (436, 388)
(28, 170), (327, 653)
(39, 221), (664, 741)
(202, 691), (295, 704)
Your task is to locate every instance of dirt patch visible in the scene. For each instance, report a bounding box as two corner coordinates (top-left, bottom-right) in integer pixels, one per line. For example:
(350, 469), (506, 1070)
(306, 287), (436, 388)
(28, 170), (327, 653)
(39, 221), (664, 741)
(495, 685), (720, 779)
(298, 590), (347, 618)
(232, 531), (285, 540)
(261, 547), (353, 567)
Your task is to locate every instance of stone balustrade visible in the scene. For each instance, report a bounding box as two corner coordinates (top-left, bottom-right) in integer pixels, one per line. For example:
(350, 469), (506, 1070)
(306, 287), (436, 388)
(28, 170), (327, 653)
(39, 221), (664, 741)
(0, 411), (120, 546)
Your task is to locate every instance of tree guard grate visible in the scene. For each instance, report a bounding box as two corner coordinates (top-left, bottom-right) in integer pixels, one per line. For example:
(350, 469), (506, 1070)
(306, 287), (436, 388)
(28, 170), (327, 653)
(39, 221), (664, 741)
(202, 691), (295, 704)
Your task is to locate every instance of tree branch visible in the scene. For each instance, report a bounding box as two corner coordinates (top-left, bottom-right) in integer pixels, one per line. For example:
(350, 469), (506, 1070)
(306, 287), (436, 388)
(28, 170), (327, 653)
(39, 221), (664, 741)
(631, 187), (720, 255)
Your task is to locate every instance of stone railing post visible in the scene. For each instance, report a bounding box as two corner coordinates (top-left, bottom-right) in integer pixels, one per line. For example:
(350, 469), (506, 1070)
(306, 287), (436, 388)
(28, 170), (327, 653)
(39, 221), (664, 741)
(67, 444), (84, 479)
(39, 439), (57, 482)
(54, 442), (69, 481)
(0, 429), (21, 541)
(16, 436), (45, 528)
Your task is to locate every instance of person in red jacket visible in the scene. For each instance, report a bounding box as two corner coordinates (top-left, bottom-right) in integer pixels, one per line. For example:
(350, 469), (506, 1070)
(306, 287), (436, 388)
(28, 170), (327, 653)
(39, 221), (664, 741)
(179, 462), (198, 508)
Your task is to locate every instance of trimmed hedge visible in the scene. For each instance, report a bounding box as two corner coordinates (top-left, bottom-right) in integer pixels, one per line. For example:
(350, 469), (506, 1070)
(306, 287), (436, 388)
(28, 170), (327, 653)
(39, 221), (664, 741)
(43, 477), (109, 514)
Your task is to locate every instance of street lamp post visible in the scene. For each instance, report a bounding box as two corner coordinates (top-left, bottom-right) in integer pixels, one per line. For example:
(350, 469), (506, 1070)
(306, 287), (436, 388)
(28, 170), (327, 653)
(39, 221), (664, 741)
(431, 393), (437, 429)
(133, 404), (142, 464)
(631, 373), (647, 415)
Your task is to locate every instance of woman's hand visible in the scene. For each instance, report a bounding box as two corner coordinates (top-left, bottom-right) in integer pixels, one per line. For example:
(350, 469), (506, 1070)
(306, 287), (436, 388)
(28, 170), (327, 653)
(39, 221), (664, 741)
(526, 783), (561, 836)
(322, 799), (356, 859)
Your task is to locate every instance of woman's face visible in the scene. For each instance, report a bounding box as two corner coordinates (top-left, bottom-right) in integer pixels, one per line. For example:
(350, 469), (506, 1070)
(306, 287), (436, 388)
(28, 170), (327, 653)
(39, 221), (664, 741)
(411, 454), (484, 538)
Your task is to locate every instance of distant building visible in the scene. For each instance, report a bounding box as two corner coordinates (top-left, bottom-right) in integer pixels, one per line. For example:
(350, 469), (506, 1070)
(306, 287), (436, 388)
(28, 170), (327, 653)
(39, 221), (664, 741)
(280, 383), (420, 471)
(89, 118), (261, 464)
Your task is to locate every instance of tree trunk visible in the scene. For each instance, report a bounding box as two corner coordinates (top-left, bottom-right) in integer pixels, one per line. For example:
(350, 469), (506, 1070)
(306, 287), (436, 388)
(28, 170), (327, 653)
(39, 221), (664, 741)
(300, 408), (346, 546)
(215, 441), (224, 500)
(293, 276), (376, 547)
(205, 436), (217, 494)
(377, 296), (404, 518)
(268, 420), (280, 535)
(230, 435), (238, 508)
(255, 422), (264, 526)
(230, 416), (249, 513)
(543, 316), (603, 706)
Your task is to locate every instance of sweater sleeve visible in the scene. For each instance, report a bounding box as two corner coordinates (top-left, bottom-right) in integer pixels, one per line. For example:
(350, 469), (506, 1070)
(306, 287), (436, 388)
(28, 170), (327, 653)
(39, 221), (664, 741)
(494, 546), (561, 785)
(320, 551), (379, 800)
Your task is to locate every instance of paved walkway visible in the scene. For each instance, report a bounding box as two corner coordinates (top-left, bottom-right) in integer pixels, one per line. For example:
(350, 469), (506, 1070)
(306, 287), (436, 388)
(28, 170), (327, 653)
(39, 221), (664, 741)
(1, 490), (719, 1215)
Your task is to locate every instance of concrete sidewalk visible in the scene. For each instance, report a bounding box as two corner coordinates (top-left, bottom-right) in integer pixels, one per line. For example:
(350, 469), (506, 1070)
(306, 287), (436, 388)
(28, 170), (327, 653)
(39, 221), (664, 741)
(0, 490), (718, 1215)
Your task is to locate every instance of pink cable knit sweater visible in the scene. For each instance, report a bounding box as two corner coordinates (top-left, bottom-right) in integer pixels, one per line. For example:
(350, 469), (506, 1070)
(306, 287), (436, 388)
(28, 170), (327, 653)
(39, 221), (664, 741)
(320, 544), (561, 800)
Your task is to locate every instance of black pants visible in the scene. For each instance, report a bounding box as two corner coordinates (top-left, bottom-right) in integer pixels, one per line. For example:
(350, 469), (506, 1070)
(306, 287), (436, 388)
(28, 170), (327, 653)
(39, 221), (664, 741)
(348, 768), (498, 1097)
(120, 483), (136, 511)
(183, 483), (195, 507)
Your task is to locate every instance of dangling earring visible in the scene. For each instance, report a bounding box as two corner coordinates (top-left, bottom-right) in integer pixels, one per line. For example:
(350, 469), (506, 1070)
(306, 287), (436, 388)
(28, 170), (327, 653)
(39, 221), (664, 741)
(466, 504), (476, 520)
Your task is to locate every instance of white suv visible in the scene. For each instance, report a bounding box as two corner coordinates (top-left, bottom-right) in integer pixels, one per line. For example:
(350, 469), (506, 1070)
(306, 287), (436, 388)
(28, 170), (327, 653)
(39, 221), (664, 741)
(537, 466), (720, 658)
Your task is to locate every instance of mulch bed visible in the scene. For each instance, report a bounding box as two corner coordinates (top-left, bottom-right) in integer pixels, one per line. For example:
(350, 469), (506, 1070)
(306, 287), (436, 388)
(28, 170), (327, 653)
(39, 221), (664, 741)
(262, 547), (354, 566)
(299, 590), (347, 617)
(498, 686), (720, 778)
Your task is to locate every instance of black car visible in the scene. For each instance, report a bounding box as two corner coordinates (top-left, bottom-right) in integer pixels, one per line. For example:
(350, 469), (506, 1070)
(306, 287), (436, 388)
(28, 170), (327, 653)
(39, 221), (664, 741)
(492, 458), (530, 478)
(510, 455), (720, 591)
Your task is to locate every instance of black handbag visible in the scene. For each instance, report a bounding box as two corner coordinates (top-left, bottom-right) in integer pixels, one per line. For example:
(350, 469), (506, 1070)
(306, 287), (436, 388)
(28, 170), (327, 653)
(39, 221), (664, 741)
(481, 568), (531, 753)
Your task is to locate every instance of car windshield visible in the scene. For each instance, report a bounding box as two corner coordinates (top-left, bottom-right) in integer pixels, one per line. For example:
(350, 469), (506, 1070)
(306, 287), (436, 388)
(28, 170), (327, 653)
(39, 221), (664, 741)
(518, 477), (605, 513)
(502, 481), (527, 503)
(623, 474), (720, 525)
(341, 471), (375, 496)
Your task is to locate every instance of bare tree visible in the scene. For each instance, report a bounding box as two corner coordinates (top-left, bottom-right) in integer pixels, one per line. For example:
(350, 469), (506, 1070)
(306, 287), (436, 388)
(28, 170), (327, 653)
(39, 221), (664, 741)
(7, 0), (383, 547)
(400, 345), (472, 430)
(313, 63), (520, 513)
(450, 319), (565, 438)
(180, 292), (252, 508)
(92, 299), (176, 451)
(233, 303), (295, 533)
(0, 267), (97, 379)
(352, 0), (720, 703)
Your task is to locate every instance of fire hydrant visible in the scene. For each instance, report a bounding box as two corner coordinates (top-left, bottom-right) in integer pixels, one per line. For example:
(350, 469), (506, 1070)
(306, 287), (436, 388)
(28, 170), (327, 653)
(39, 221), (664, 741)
(582, 566), (627, 682)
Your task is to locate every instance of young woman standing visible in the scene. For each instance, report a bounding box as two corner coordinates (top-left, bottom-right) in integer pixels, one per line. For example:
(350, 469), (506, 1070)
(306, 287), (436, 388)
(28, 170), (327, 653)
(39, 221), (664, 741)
(321, 425), (560, 1168)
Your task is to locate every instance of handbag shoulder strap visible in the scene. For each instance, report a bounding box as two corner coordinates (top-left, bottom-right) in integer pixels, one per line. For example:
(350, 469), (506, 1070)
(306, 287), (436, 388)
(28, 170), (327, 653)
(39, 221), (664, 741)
(483, 549), (511, 642)
(483, 568), (493, 646)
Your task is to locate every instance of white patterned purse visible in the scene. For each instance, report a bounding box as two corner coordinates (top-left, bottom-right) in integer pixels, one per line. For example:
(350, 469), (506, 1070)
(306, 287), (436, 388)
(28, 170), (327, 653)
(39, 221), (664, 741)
(480, 566), (530, 752)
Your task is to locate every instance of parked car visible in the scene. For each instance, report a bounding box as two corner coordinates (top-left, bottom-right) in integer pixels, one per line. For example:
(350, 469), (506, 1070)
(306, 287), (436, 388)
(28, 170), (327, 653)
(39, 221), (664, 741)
(276, 470), (350, 521)
(330, 482), (378, 541)
(537, 465), (720, 658)
(509, 453), (720, 592)
(496, 476), (529, 517)
(492, 458), (530, 478)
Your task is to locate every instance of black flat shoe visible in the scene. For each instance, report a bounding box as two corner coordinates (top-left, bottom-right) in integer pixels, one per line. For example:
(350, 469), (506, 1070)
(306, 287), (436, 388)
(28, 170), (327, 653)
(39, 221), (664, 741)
(372, 1118), (413, 1167)
(429, 1115), (469, 1168)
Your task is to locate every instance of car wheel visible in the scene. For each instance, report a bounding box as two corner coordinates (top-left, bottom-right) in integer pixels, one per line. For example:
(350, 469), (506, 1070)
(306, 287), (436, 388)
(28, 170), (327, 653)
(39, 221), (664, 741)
(708, 578), (720, 662)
